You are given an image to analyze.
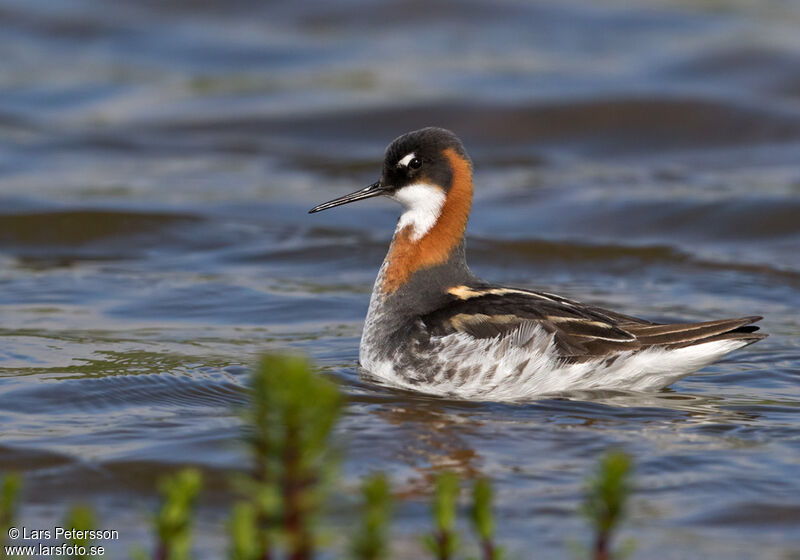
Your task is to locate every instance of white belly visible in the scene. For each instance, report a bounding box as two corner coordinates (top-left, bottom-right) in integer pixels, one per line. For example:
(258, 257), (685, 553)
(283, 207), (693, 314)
(359, 326), (749, 401)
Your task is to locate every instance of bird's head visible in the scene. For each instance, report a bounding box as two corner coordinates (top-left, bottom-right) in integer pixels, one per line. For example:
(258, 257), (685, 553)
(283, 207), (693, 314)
(309, 127), (472, 240)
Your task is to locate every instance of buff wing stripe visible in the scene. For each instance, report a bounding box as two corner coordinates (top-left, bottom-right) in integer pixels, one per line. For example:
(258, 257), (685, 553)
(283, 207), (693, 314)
(624, 316), (765, 349)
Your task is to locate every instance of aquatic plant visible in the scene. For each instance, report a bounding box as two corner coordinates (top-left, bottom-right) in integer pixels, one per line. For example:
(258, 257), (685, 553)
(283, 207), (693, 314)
(0, 474), (20, 559)
(470, 478), (503, 560)
(240, 353), (343, 560)
(351, 473), (393, 560)
(153, 469), (202, 560)
(581, 451), (633, 560)
(64, 505), (96, 560)
(424, 472), (460, 560)
(228, 501), (259, 560)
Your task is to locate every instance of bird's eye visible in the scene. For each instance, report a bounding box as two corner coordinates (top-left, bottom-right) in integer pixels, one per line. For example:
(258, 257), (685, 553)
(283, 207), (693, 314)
(408, 157), (422, 169)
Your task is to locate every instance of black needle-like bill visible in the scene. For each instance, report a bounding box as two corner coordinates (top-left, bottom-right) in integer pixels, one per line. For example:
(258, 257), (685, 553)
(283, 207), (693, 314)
(308, 181), (385, 213)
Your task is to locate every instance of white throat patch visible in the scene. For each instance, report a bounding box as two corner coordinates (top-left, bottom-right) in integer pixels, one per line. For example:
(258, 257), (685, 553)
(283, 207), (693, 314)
(392, 183), (446, 241)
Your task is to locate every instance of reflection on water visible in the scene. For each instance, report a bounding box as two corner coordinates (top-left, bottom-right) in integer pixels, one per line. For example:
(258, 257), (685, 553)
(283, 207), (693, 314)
(371, 403), (484, 485)
(1, 0), (800, 557)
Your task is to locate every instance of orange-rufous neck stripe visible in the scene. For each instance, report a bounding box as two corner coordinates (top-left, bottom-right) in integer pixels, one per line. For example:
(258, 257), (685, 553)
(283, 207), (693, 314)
(381, 148), (473, 294)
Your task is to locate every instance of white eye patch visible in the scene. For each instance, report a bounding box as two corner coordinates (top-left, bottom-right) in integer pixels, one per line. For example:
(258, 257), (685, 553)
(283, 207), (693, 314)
(397, 153), (416, 168)
(392, 183), (446, 240)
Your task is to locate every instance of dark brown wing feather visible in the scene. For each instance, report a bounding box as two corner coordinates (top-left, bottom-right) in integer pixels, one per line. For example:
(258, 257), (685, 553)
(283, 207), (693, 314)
(623, 316), (766, 349)
(421, 286), (765, 360)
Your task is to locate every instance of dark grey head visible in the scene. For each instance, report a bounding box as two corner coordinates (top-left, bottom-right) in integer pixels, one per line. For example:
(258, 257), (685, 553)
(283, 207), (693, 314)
(309, 127), (471, 214)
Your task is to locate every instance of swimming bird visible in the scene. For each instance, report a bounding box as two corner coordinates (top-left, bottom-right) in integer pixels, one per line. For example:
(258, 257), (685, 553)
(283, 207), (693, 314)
(309, 127), (766, 400)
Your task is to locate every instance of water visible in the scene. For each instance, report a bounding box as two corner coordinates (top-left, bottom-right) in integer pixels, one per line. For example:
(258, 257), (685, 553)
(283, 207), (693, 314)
(1, 0), (799, 557)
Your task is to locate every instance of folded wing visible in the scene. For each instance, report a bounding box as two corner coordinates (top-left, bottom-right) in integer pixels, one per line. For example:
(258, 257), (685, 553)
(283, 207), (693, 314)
(421, 285), (765, 361)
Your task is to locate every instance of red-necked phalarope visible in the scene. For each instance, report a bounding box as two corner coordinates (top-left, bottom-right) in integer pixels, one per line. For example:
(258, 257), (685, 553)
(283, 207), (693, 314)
(309, 127), (766, 400)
